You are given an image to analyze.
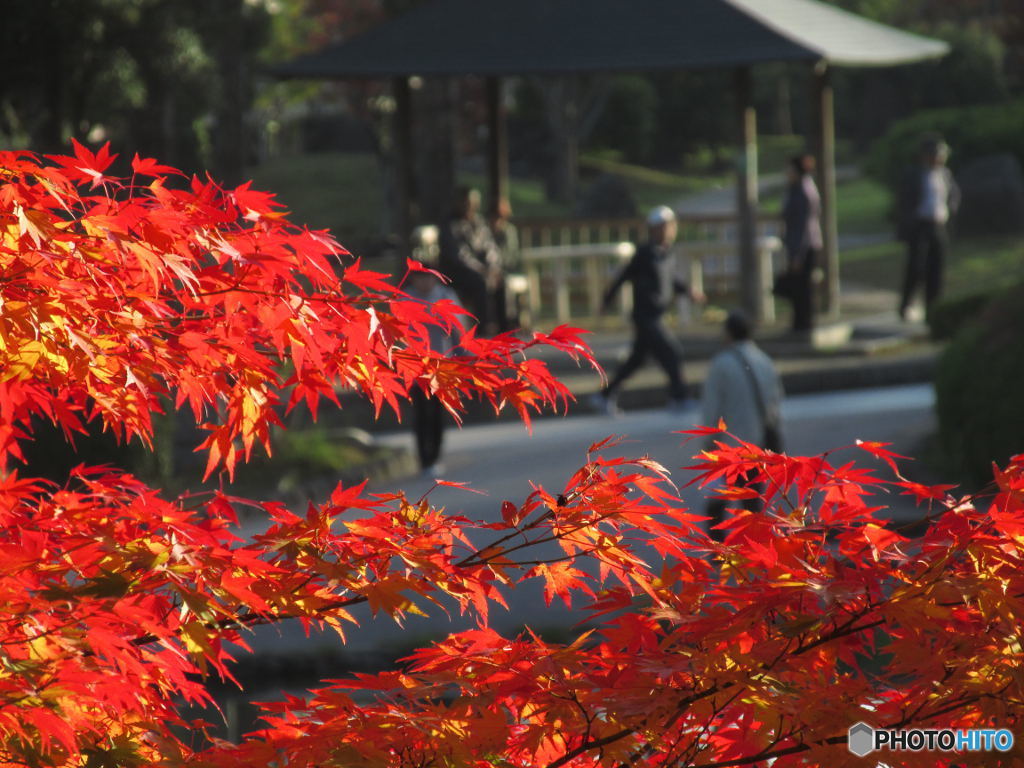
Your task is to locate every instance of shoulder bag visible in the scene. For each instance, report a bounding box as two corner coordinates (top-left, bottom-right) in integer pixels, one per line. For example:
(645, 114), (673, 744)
(729, 347), (783, 453)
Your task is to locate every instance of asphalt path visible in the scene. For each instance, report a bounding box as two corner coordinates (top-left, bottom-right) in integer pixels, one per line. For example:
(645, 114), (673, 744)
(373, 382), (937, 517)
(240, 383), (941, 662)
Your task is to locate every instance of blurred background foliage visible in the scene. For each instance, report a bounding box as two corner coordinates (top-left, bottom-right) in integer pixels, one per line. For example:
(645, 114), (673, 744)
(1, 0), (1022, 487)
(3, 1), (1019, 197)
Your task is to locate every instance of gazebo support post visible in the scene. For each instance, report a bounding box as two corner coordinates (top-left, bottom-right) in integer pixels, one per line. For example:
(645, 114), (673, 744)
(812, 62), (840, 317)
(734, 66), (763, 322)
(485, 76), (509, 217)
(393, 75), (418, 244)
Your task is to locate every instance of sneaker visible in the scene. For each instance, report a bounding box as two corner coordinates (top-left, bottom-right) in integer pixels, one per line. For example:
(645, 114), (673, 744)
(588, 392), (622, 417)
(422, 463), (445, 478)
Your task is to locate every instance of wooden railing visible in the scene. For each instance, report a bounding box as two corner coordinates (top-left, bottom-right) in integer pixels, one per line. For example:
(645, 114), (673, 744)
(513, 214), (784, 326)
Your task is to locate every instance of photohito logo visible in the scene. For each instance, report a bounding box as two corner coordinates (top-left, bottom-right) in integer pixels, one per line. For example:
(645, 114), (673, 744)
(847, 722), (1014, 757)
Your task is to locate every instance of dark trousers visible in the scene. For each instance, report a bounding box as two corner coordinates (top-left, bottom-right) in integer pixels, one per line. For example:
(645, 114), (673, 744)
(789, 248), (817, 332)
(412, 389), (445, 469)
(900, 220), (947, 317)
(604, 316), (686, 400)
(452, 269), (489, 328)
(452, 270), (507, 335)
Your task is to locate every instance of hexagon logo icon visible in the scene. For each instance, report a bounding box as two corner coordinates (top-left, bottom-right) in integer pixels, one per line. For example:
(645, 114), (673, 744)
(848, 722), (875, 757)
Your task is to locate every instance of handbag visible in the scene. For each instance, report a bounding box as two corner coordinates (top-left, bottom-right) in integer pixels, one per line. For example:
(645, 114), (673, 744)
(729, 347), (783, 452)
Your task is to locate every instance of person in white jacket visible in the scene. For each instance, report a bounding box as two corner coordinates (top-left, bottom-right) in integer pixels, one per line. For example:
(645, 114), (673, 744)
(700, 310), (784, 540)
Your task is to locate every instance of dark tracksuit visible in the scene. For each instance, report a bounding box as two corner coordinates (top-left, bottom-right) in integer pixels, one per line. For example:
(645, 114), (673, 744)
(601, 243), (688, 401)
(407, 282), (462, 470)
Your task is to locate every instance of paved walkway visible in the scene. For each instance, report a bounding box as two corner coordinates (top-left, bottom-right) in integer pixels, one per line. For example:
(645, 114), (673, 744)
(528, 165), (918, 416)
(244, 383), (941, 664)
(325, 279), (938, 437)
(525, 280), (936, 416)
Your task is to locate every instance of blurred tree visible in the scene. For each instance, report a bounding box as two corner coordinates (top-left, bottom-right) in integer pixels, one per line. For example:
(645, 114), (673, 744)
(588, 76), (657, 165)
(538, 76), (610, 205)
(0, 0), (270, 178)
(650, 70), (735, 171)
(259, 0), (451, 235)
(824, 0), (1017, 148)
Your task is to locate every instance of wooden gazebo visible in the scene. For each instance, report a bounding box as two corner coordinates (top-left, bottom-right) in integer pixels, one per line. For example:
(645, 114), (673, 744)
(276, 0), (949, 320)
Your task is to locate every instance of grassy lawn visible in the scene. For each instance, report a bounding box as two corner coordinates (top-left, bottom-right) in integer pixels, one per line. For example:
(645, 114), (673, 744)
(762, 175), (892, 235)
(835, 176), (892, 235)
(579, 155), (725, 210)
(943, 235), (1024, 297)
(246, 152), (384, 252)
(247, 149), (888, 235)
(457, 171), (572, 218)
(840, 235), (1024, 296)
(462, 155), (727, 217)
(247, 152), (1020, 300)
(248, 150), (730, 237)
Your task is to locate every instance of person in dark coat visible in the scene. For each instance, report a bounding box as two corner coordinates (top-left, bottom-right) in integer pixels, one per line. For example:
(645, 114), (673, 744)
(897, 135), (961, 321)
(439, 186), (505, 335)
(781, 154), (822, 334)
(590, 205), (700, 416)
(407, 225), (465, 476)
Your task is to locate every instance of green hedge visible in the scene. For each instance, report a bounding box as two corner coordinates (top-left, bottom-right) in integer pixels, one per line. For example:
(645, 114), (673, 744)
(865, 99), (1024, 198)
(934, 281), (1024, 488)
(927, 291), (993, 341)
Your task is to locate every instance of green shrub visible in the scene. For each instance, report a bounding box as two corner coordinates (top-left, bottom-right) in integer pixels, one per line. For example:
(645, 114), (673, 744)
(588, 76), (658, 165)
(927, 291), (993, 341)
(934, 281), (1024, 488)
(865, 100), (1024, 199)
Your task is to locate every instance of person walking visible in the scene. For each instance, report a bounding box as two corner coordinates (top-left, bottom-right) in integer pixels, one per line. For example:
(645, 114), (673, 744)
(590, 205), (699, 416)
(407, 225), (465, 477)
(897, 135), (961, 321)
(700, 310), (784, 541)
(781, 153), (822, 334)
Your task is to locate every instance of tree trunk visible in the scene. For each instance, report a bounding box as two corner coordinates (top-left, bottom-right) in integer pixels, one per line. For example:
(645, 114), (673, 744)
(414, 77), (457, 225)
(213, 0), (246, 186)
(775, 74), (793, 136)
(538, 75), (610, 206)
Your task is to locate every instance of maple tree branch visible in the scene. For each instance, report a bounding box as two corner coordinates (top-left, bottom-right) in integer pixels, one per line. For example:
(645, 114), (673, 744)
(791, 615), (886, 657)
(592, 607), (888, 768)
(682, 691), (997, 768)
(455, 509), (556, 568)
(544, 726), (637, 768)
(454, 480), (603, 570)
(686, 734), (849, 768)
(124, 593), (371, 650)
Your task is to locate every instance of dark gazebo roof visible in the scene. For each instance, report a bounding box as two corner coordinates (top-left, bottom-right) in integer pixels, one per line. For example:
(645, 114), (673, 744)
(275, 0), (949, 79)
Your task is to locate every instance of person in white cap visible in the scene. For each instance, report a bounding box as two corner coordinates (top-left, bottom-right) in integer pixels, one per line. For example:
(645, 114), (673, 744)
(406, 225), (467, 477)
(590, 205), (700, 415)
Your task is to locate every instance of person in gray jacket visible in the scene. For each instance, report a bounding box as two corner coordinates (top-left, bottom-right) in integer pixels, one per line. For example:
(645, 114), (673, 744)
(701, 310), (783, 540)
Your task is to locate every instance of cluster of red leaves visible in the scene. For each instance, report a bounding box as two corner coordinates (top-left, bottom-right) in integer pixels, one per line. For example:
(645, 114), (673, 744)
(0, 143), (591, 766)
(0, 141), (590, 479)
(2, 144), (1024, 768)
(196, 437), (1024, 768)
